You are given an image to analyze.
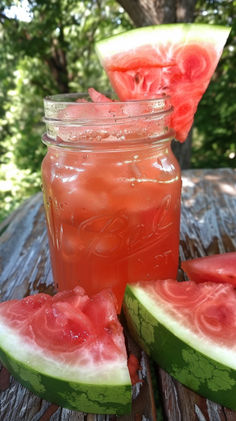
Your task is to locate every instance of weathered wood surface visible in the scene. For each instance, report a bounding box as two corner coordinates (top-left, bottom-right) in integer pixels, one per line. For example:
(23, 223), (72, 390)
(0, 168), (236, 420)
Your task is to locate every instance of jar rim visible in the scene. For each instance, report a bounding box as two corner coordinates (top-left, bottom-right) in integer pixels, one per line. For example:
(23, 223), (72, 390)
(43, 93), (173, 123)
(43, 92), (174, 147)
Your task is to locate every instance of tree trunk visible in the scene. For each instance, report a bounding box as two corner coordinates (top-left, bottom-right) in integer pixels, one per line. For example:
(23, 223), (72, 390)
(45, 41), (69, 93)
(116, 0), (197, 169)
(117, 0), (196, 28)
(171, 130), (193, 170)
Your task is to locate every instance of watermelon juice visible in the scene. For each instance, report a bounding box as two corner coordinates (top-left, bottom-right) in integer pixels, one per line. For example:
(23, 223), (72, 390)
(42, 94), (181, 311)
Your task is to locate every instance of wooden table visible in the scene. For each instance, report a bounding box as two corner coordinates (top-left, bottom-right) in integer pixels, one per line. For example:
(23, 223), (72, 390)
(0, 168), (236, 421)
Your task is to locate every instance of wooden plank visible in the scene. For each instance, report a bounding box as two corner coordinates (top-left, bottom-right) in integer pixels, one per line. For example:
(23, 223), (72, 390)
(180, 168), (236, 260)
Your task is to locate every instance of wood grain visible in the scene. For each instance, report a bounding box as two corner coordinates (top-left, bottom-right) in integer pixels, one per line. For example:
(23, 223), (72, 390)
(0, 168), (236, 420)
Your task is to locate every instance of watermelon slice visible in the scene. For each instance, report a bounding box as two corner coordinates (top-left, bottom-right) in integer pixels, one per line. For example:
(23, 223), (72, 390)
(96, 24), (231, 142)
(0, 287), (131, 414)
(182, 252), (236, 286)
(123, 279), (236, 410)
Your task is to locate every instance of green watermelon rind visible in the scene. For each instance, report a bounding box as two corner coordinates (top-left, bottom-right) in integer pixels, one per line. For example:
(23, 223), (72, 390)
(96, 24), (231, 64)
(0, 320), (131, 415)
(123, 284), (236, 411)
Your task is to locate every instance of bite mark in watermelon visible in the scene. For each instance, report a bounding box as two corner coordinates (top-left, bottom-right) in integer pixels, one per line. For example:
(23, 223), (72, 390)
(0, 287), (131, 414)
(96, 24), (231, 142)
(123, 279), (236, 410)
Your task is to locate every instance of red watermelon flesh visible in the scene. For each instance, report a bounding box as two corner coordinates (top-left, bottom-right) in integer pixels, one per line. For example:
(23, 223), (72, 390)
(88, 87), (113, 103)
(145, 279), (236, 347)
(103, 43), (218, 142)
(96, 24), (231, 142)
(0, 287), (127, 364)
(182, 252), (236, 287)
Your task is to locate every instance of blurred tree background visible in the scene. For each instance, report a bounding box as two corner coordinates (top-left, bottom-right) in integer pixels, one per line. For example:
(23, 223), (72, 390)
(0, 0), (235, 222)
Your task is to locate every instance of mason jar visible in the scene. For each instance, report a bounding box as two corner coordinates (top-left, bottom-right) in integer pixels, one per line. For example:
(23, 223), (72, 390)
(42, 94), (181, 311)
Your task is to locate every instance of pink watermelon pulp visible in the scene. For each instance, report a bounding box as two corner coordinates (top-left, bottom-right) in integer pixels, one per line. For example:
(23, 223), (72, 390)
(0, 287), (132, 414)
(96, 24), (231, 142)
(0, 287), (124, 359)
(144, 279), (236, 346)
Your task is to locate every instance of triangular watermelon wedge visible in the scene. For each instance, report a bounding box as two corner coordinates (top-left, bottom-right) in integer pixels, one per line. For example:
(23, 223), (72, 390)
(96, 24), (231, 142)
(0, 287), (131, 414)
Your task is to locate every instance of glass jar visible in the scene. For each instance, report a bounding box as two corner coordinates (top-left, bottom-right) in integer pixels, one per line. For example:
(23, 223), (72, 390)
(42, 94), (181, 311)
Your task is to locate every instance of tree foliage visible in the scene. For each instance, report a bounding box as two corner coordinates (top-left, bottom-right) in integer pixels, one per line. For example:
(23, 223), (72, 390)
(0, 0), (132, 170)
(0, 0), (235, 222)
(0, 0), (132, 221)
(192, 0), (236, 168)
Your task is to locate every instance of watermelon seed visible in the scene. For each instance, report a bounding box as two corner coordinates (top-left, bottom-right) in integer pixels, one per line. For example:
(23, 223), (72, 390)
(134, 73), (141, 84)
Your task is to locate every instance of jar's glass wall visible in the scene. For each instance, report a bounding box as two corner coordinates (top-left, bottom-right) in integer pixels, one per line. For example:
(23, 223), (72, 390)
(42, 95), (181, 311)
